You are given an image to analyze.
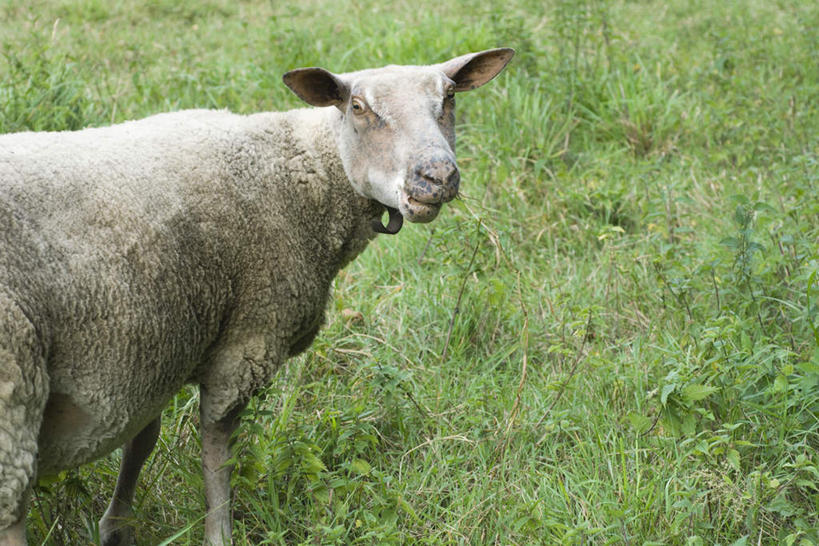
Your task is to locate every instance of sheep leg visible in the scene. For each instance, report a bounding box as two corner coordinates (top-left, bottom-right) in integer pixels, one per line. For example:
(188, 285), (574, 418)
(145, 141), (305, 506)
(200, 393), (244, 546)
(0, 297), (49, 546)
(0, 519), (26, 546)
(98, 416), (161, 546)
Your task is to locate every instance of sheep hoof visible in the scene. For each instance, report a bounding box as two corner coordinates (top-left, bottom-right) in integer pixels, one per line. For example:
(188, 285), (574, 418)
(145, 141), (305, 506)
(100, 528), (134, 546)
(99, 517), (135, 546)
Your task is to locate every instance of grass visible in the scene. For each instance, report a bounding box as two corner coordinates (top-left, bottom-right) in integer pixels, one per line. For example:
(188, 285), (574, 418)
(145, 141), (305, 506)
(2, 0), (818, 543)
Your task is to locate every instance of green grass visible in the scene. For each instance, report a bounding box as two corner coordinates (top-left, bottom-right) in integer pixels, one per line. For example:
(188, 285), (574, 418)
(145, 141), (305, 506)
(2, 0), (818, 543)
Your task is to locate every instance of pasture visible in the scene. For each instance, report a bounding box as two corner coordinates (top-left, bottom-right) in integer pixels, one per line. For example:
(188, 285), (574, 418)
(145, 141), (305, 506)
(1, 0), (817, 543)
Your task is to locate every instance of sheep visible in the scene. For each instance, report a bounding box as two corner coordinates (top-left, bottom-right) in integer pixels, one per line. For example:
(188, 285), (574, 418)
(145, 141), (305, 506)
(0, 47), (514, 545)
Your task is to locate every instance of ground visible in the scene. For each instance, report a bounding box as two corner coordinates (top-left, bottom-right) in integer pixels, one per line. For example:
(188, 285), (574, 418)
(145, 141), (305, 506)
(1, 0), (817, 543)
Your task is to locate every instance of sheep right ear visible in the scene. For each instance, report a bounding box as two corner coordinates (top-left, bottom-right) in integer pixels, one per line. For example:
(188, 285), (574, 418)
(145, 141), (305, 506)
(283, 68), (349, 108)
(438, 48), (515, 92)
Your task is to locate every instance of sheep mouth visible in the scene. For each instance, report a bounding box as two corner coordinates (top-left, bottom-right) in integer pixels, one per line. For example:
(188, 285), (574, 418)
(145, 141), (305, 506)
(399, 192), (442, 223)
(370, 192), (444, 234)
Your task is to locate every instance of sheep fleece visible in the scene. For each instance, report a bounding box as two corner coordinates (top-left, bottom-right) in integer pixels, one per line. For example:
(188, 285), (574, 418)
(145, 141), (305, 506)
(0, 108), (382, 523)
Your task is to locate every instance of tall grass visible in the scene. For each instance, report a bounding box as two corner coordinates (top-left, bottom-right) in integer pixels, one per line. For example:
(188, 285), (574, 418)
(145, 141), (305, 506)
(2, 0), (817, 543)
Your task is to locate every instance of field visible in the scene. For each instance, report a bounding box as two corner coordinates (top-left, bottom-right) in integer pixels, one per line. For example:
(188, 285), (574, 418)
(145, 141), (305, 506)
(1, 0), (818, 543)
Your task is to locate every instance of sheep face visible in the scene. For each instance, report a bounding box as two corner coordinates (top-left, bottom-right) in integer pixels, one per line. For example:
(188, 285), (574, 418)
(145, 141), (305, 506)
(283, 48), (514, 231)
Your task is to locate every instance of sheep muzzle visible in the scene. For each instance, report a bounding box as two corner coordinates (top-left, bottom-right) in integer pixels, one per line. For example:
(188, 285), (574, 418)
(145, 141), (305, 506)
(397, 156), (459, 224)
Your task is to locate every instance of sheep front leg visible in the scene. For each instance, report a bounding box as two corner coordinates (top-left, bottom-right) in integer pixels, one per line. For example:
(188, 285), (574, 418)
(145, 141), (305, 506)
(0, 519), (26, 546)
(200, 391), (244, 546)
(0, 300), (49, 546)
(98, 416), (161, 546)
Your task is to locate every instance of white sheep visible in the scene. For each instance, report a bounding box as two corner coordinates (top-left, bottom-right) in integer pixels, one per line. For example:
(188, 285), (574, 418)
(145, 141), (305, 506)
(0, 48), (513, 545)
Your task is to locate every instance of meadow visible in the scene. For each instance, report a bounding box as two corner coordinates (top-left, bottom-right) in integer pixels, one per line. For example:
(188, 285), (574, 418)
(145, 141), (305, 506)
(1, 0), (817, 543)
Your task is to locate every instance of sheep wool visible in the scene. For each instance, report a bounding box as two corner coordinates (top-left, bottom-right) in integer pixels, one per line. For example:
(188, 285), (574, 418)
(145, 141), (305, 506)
(0, 107), (380, 524)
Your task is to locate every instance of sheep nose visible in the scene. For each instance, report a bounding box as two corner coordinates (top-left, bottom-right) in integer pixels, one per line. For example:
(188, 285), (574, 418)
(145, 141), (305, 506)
(413, 158), (460, 203)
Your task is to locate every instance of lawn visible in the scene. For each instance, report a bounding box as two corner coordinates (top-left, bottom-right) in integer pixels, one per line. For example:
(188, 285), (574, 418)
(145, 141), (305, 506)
(1, 0), (818, 543)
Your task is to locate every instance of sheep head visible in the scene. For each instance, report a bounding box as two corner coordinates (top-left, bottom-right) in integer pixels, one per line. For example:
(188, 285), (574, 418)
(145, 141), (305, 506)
(283, 48), (514, 233)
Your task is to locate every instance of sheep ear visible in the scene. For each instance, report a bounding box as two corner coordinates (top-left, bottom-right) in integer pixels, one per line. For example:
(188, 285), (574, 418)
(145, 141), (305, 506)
(438, 48), (515, 92)
(282, 68), (350, 108)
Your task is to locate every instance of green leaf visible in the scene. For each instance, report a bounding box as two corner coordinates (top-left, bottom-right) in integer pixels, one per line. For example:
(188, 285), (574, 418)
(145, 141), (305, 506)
(397, 496), (420, 522)
(661, 383), (676, 406)
(681, 384), (719, 403)
(752, 201), (777, 214)
(312, 484), (331, 504)
(726, 449), (741, 471)
(734, 204), (748, 226)
(627, 412), (652, 433)
(302, 452), (327, 475)
(767, 493), (798, 517)
(741, 331), (753, 352)
(682, 413), (697, 436)
(720, 236), (740, 249)
(773, 374), (788, 393)
(350, 458), (372, 476)
(748, 241), (764, 254)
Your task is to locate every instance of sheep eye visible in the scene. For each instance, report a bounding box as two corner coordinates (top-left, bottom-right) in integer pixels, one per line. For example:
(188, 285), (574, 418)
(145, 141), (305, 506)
(440, 87), (455, 115)
(351, 97), (367, 115)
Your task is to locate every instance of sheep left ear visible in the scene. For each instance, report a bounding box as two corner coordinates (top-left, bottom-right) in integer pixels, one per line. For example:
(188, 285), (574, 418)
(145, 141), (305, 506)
(283, 67), (350, 108)
(438, 48), (515, 92)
